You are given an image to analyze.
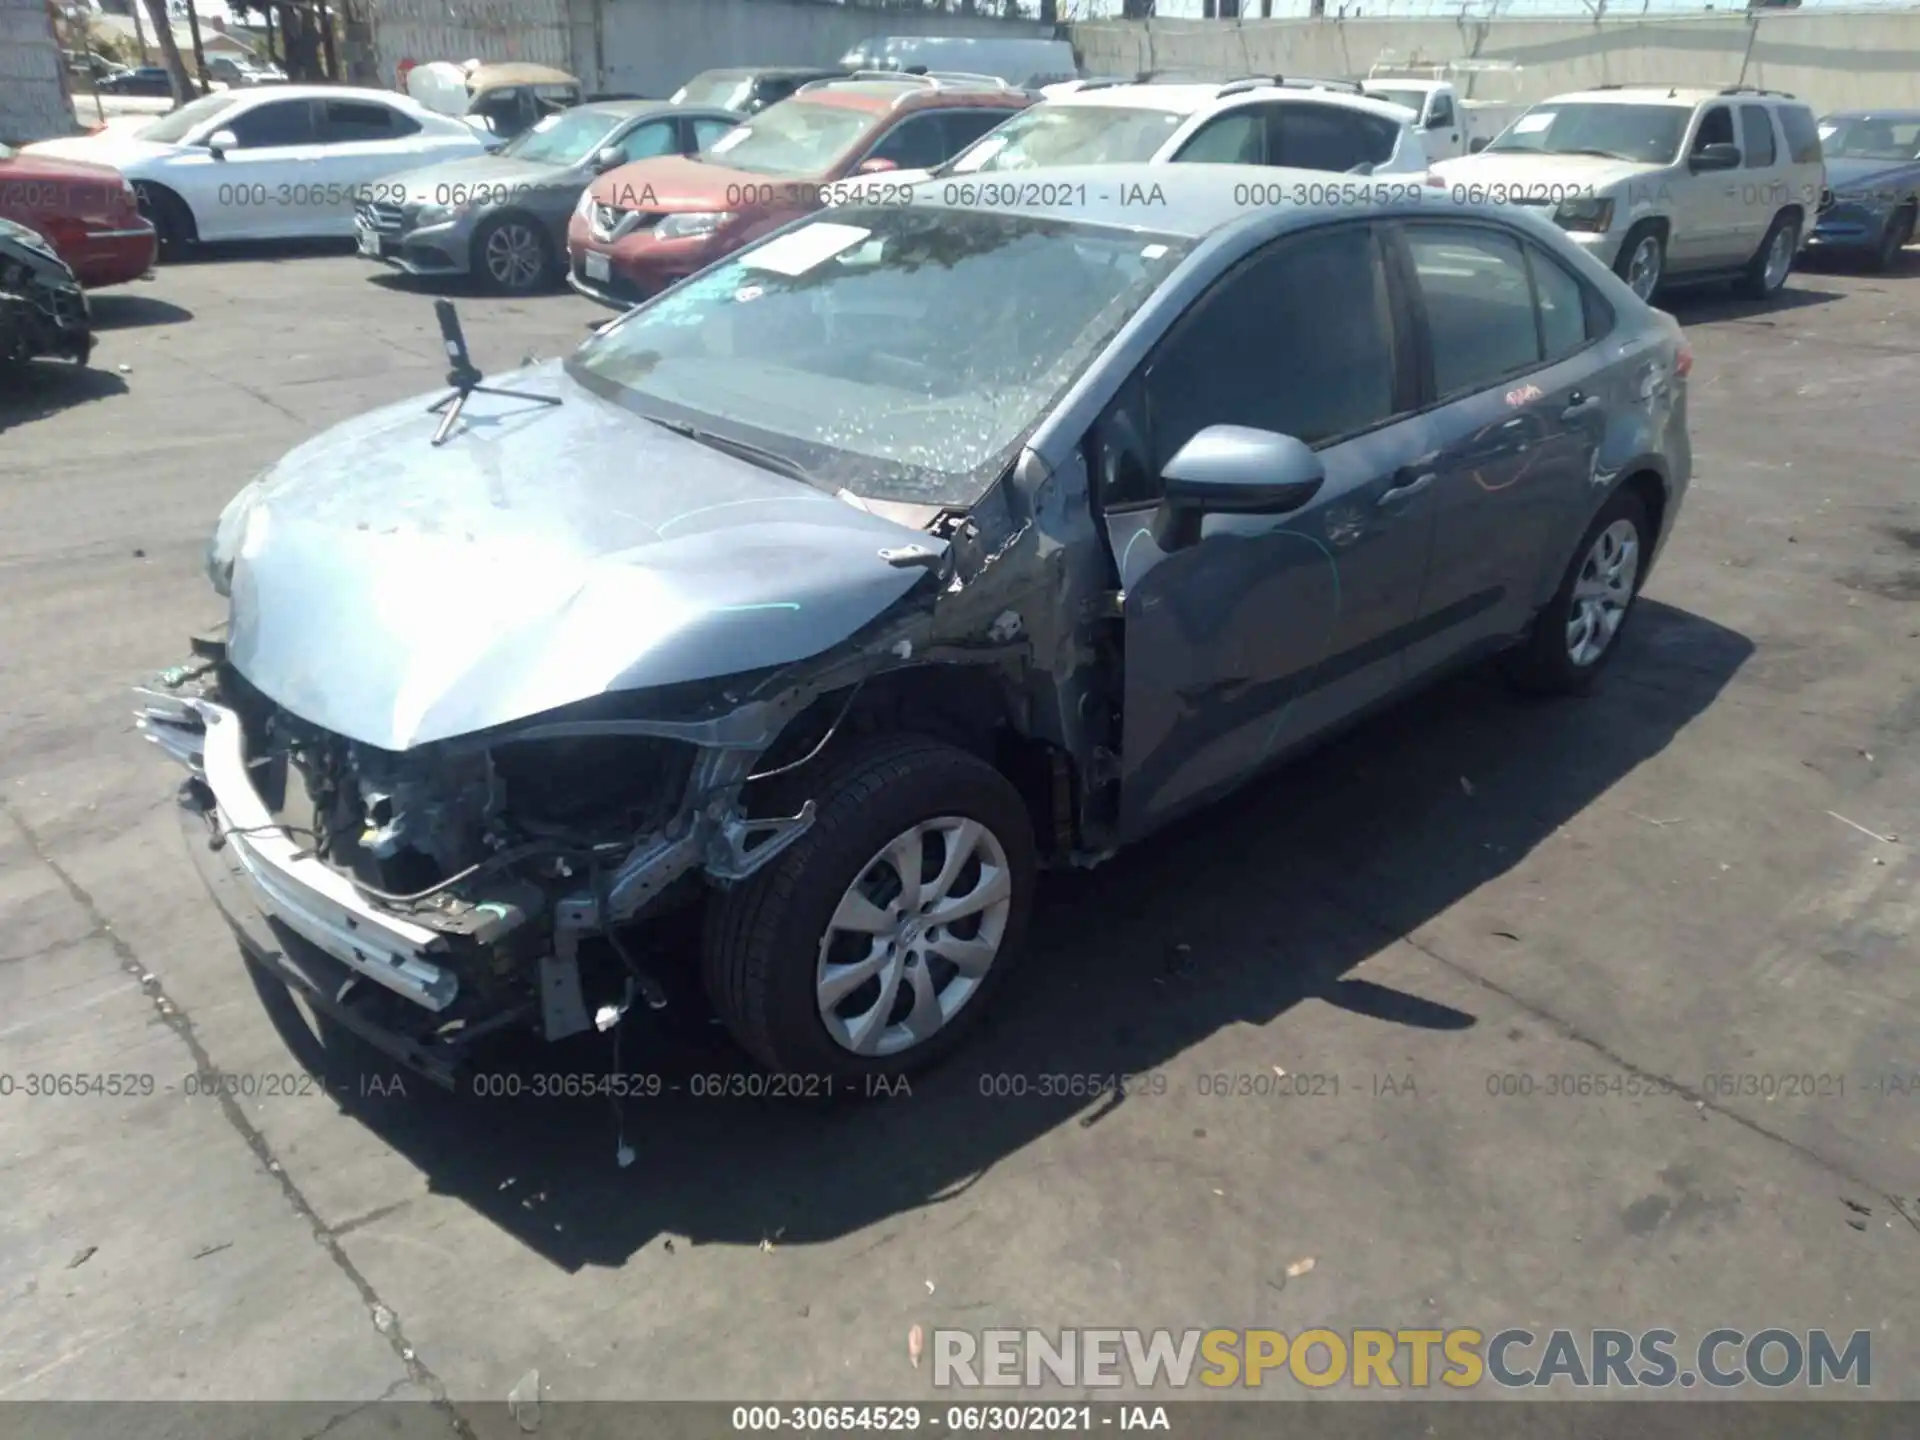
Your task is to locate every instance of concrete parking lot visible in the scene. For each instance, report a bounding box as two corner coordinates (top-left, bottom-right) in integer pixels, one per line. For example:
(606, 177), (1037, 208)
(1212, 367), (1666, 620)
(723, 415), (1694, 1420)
(2, 238), (1917, 1428)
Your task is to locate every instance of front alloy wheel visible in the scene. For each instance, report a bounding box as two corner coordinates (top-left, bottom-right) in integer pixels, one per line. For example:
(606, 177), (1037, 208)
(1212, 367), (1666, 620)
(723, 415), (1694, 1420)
(1622, 230), (1663, 301)
(816, 817), (1013, 1057)
(476, 217), (549, 293)
(704, 733), (1036, 1079)
(1566, 518), (1641, 668)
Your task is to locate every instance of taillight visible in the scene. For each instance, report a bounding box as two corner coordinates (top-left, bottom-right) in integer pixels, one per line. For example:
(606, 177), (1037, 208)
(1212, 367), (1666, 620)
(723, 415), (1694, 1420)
(1674, 340), (1693, 379)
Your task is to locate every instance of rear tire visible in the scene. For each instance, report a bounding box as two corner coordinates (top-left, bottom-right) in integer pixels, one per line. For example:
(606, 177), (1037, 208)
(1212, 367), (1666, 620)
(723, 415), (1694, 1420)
(702, 733), (1036, 1081)
(1502, 487), (1652, 696)
(1737, 210), (1800, 300)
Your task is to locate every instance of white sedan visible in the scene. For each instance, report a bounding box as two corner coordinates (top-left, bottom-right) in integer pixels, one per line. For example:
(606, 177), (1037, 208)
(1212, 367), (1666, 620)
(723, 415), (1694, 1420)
(26, 86), (489, 253)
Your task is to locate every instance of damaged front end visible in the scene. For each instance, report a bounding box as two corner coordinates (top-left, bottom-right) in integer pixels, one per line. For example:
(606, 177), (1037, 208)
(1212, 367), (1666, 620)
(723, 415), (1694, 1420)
(0, 219), (92, 369)
(134, 633), (881, 1085)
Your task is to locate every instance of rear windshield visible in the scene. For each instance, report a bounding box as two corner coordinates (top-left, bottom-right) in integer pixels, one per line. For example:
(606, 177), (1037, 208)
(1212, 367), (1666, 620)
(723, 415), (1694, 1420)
(1819, 114), (1920, 161)
(694, 97), (872, 175)
(1486, 102), (1690, 166)
(674, 72), (751, 111)
(947, 104), (1183, 174)
(1367, 87), (1428, 115)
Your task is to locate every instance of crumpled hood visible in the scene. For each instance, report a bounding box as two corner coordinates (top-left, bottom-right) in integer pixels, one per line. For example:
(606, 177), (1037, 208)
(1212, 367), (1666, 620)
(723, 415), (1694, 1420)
(224, 361), (944, 752)
(390, 152), (570, 206)
(1429, 150), (1655, 194)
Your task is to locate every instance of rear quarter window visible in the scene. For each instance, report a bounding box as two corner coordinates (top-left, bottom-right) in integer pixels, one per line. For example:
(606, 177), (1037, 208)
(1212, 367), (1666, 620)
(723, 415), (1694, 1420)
(1777, 105), (1823, 166)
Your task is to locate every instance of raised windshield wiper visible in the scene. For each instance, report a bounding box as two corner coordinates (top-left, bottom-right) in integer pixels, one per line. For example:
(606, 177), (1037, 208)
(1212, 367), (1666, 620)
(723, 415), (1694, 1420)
(1552, 147), (1637, 162)
(644, 415), (816, 484)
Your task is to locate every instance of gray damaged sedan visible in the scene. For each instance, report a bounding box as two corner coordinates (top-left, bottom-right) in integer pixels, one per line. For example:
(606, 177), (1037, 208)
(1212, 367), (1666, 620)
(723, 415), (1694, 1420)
(137, 165), (1693, 1086)
(355, 100), (743, 294)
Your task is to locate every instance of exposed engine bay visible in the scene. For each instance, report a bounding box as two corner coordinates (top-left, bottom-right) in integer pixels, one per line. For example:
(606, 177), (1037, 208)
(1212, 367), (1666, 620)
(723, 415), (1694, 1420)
(0, 220), (93, 369)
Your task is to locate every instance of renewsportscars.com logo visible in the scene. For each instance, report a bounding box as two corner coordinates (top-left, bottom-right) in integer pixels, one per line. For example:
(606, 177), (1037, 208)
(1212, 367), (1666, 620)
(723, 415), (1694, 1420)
(931, 1328), (1872, 1391)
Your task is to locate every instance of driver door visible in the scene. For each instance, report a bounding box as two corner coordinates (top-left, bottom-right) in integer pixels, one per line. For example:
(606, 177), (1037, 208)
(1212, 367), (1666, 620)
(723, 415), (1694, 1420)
(1092, 222), (1441, 841)
(174, 96), (320, 242)
(1674, 103), (1746, 269)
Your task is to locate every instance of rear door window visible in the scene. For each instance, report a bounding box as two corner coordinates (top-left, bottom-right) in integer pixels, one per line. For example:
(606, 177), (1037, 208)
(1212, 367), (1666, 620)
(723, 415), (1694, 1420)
(1173, 110), (1265, 164)
(1402, 223), (1542, 399)
(1739, 104), (1777, 168)
(1267, 102), (1400, 171)
(229, 99), (317, 148)
(318, 100), (406, 142)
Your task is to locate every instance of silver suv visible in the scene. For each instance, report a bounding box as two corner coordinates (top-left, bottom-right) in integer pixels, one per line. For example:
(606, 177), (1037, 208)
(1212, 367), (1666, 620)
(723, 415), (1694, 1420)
(1431, 85), (1825, 303)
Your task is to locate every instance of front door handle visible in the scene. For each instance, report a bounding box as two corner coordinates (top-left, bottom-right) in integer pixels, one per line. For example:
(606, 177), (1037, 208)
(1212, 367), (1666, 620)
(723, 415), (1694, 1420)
(1378, 472), (1435, 508)
(1561, 391), (1603, 419)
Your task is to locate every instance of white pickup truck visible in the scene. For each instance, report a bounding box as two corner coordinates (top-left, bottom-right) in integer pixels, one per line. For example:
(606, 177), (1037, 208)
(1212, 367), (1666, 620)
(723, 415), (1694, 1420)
(1361, 61), (1529, 161)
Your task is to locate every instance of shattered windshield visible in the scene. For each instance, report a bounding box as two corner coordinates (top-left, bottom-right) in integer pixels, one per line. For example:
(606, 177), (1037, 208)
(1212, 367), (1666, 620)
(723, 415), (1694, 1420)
(567, 206), (1191, 506)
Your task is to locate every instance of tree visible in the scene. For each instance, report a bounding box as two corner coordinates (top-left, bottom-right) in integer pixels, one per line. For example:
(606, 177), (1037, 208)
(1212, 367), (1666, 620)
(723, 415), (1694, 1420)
(140, 0), (193, 104)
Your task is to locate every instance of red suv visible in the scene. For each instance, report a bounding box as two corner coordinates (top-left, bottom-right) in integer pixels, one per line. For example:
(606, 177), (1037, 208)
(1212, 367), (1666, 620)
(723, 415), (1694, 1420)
(567, 73), (1029, 307)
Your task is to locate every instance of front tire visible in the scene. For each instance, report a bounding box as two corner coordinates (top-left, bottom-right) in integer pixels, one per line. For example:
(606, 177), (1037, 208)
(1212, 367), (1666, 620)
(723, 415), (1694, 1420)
(1870, 203), (1915, 273)
(472, 214), (554, 294)
(1613, 222), (1665, 302)
(703, 734), (1037, 1080)
(1502, 487), (1651, 696)
(133, 183), (193, 260)
(1737, 211), (1800, 300)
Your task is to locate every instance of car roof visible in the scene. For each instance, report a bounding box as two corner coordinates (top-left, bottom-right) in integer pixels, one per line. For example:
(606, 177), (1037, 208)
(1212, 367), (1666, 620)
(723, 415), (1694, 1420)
(577, 98), (704, 120)
(691, 66), (842, 81)
(1546, 87), (1746, 107)
(1047, 82), (1415, 126)
(796, 79), (1028, 114)
(1822, 108), (1920, 122)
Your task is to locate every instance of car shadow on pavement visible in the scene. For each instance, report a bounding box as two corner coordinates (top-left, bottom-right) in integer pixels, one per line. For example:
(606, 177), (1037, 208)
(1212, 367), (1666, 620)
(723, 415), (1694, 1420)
(166, 238), (356, 266)
(1664, 280), (1844, 324)
(86, 293), (193, 330)
(0, 362), (129, 430)
(258, 598), (1752, 1271)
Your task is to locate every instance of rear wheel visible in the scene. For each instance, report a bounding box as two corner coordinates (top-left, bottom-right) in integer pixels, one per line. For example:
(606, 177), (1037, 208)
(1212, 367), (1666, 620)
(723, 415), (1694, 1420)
(702, 734), (1036, 1080)
(1502, 487), (1651, 696)
(1737, 211), (1800, 300)
(1613, 222), (1665, 301)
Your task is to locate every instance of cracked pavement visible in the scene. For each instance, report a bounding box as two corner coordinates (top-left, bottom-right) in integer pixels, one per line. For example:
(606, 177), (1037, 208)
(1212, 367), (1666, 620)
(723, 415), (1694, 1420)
(0, 241), (1916, 1424)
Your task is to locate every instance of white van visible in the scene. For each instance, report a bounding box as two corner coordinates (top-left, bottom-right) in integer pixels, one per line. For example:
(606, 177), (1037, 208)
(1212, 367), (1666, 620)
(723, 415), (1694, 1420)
(837, 36), (1079, 90)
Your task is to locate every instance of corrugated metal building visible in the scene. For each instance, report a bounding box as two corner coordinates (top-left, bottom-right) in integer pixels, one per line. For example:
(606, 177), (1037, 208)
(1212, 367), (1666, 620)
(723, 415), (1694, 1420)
(0, 0), (74, 144)
(366, 0), (572, 91)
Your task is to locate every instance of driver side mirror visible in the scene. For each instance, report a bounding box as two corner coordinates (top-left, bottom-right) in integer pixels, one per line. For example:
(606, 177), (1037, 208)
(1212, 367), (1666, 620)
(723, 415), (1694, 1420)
(856, 155), (898, 174)
(1152, 425), (1326, 551)
(1469, 136), (1490, 154)
(593, 146), (624, 172)
(207, 129), (237, 159)
(1427, 112), (1451, 129)
(1690, 141), (1740, 172)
